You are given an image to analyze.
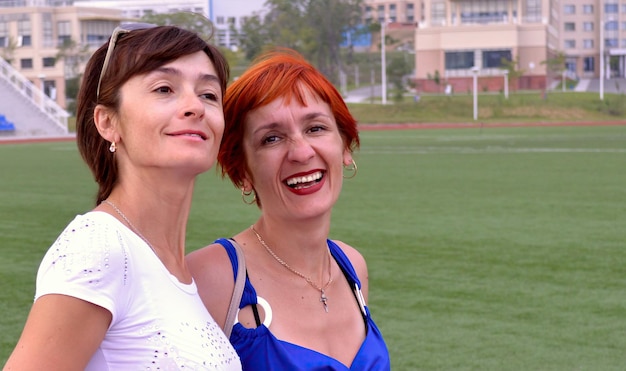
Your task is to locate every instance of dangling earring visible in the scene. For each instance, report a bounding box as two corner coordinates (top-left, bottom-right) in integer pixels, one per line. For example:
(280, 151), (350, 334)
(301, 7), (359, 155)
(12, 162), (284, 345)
(343, 159), (357, 179)
(241, 187), (256, 205)
(109, 141), (116, 153)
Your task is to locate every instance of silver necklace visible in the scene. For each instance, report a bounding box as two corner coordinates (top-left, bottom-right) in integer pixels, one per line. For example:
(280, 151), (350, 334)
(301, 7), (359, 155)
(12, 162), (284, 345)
(102, 200), (156, 254)
(251, 225), (333, 312)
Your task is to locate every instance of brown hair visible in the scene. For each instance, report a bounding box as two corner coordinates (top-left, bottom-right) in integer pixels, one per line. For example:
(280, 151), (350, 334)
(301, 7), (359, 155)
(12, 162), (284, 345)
(219, 48), (359, 190)
(76, 25), (230, 204)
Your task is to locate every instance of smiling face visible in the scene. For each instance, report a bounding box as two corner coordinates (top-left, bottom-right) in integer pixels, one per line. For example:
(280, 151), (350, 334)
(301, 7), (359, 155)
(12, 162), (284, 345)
(108, 51), (224, 178)
(242, 86), (353, 221)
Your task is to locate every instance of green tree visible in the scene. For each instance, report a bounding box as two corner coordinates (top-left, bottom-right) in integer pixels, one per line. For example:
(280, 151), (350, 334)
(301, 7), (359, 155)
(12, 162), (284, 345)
(541, 51), (566, 91)
(141, 12), (214, 40)
(237, 0), (363, 84)
(56, 38), (91, 78)
(141, 12), (240, 81)
(56, 38), (91, 114)
(500, 56), (524, 91)
(541, 51), (566, 77)
(1, 36), (18, 65)
(387, 53), (412, 102)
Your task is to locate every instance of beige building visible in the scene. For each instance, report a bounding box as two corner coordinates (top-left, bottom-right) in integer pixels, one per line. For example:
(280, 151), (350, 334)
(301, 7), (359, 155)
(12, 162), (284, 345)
(0, 1), (124, 109)
(366, 0), (626, 93)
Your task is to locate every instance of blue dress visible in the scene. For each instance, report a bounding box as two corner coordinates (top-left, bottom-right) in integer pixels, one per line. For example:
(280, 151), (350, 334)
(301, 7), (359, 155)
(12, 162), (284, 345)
(215, 238), (391, 371)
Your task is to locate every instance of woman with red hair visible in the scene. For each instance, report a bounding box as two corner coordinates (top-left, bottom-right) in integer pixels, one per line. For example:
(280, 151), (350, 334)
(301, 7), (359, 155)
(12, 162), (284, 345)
(188, 49), (390, 370)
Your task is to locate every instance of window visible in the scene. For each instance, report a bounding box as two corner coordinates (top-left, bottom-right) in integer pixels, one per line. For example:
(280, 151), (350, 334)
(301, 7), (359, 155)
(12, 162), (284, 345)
(389, 4), (396, 22)
(564, 39), (576, 48)
(526, 0), (542, 21)
(42, 13), (53, 48)
(57, 21), (71, 47)
(606, 21), (618, 31)
(460, 1), (509, 24)
(604, 3), (618, 13)
(18, 19), (31, 46)
(622, 39), (626, 48)
(445, 51), (474, 69)
(583, 4), (593, 13)
(42, 57), (55, 67)
(564, 22), (575, 31)
(482, 50), (511, 68)
(431, 1), (446, 25)
(583, 39), (594, 48)
(622, 4), (626, 13)
(583, 22), (593, 31)
(564, 4), (575, 14)
(622, 21), (626, 31)
(20, 58), (33, 69)
(407, 3), (415, 22)
(583, 57), (594, 72)
(605, 38), (618, 47)
(0, 21), (6, 47)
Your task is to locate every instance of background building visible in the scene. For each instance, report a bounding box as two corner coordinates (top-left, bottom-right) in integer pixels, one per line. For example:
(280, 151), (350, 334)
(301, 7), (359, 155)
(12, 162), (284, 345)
(367, 0), (626, 93)
(208, 0), (265, 51)
(74, 0), (206, 19)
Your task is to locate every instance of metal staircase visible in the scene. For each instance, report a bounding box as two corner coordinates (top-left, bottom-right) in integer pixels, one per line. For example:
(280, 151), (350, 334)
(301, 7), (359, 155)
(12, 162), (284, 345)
(0, 57), (70, 138)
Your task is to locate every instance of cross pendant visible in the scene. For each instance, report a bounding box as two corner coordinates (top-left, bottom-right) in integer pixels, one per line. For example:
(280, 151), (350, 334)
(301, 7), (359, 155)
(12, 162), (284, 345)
(320, 290), (329, 313)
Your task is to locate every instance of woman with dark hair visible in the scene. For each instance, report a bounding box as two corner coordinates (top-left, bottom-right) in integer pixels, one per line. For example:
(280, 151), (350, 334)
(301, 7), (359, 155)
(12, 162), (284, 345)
(5, 24), (241, 370)
(187, 49), (390, 370)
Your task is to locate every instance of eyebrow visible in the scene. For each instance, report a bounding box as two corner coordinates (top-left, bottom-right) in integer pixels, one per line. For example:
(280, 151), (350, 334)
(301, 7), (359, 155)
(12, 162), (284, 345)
(253, 112), (333, 135)
(152, 66), (221, 85)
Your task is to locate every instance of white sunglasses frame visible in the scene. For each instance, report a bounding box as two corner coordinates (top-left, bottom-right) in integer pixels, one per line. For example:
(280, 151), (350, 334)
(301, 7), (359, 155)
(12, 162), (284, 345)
(96, 22), (157, 99)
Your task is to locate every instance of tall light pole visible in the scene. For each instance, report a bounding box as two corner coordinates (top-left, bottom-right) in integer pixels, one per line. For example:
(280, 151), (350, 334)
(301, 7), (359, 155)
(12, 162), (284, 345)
(599, 17), (604, 100)
(381, 20), (387, 105)
(472, 66), (479, 120)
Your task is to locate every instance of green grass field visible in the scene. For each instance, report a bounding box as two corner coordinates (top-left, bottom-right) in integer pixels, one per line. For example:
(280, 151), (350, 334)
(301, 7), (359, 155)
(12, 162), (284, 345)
(1, 124), (625, 369)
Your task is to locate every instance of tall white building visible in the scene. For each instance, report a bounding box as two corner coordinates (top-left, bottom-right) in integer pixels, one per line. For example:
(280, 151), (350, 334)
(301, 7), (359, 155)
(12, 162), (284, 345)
(209, 0), (265, 50)
(74, 0), (207, 19)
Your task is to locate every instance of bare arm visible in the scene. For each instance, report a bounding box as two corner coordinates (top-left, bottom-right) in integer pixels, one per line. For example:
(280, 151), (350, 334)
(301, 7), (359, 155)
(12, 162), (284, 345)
(186, 243), (236, 330)
(4, 294), (111, 371)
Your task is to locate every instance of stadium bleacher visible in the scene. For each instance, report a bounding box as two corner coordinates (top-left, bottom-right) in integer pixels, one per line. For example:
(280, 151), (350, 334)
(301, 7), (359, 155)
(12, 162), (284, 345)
(0, 114), (16, 134)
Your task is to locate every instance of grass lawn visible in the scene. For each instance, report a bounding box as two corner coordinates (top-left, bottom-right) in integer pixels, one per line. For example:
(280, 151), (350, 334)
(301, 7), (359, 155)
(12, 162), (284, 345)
(1, 124), (625, 369)
(348, 91), (626, 124)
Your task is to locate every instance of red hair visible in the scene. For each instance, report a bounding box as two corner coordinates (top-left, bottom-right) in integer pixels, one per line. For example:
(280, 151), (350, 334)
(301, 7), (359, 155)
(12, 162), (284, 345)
(219, 48), (359, 188)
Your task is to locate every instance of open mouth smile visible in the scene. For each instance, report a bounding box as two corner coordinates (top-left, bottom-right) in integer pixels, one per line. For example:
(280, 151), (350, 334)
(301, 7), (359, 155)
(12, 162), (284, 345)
(285, 171), (324, 189)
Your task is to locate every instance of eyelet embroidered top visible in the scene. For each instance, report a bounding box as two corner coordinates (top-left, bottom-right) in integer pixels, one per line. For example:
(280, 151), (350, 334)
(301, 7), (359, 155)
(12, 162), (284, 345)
(36, 212), (241, 370)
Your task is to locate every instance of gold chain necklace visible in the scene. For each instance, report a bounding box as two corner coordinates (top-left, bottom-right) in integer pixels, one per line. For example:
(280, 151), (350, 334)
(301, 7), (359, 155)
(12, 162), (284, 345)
(251, 225), (333, 312)
(102, 200), (156, 254)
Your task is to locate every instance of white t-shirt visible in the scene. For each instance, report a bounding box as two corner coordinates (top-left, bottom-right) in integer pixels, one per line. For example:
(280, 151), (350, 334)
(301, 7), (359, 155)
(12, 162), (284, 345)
(35, 211), (241, 370)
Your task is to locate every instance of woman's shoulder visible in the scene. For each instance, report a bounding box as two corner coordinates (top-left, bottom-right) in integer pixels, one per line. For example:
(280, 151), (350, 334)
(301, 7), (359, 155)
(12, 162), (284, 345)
(329, 239), (368, 271)
(186, 239), (238, 329)
(35, 211), (133, 307)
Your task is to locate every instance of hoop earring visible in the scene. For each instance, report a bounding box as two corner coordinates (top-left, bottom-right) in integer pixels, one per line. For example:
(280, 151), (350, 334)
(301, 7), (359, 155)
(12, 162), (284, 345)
(109, 141), (116, 153)
(343, 159), (357, 179)
(241, 188), (256, 205)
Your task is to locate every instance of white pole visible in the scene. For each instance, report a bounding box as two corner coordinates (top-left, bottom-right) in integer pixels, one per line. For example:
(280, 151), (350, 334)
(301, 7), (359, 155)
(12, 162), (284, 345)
(600, 18), (604, 100)
(381, 21), (387, 105)
(504, 71), (509, 99)
(472, 67), (478, 120)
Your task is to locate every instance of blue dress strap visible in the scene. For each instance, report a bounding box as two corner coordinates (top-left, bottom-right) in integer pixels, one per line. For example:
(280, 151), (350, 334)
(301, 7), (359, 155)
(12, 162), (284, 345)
(327, 239), (362, 289)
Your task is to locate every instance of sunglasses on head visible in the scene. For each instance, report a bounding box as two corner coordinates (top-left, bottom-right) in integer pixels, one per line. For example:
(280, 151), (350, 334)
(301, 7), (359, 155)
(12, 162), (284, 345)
(96, 22), (158, 99)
